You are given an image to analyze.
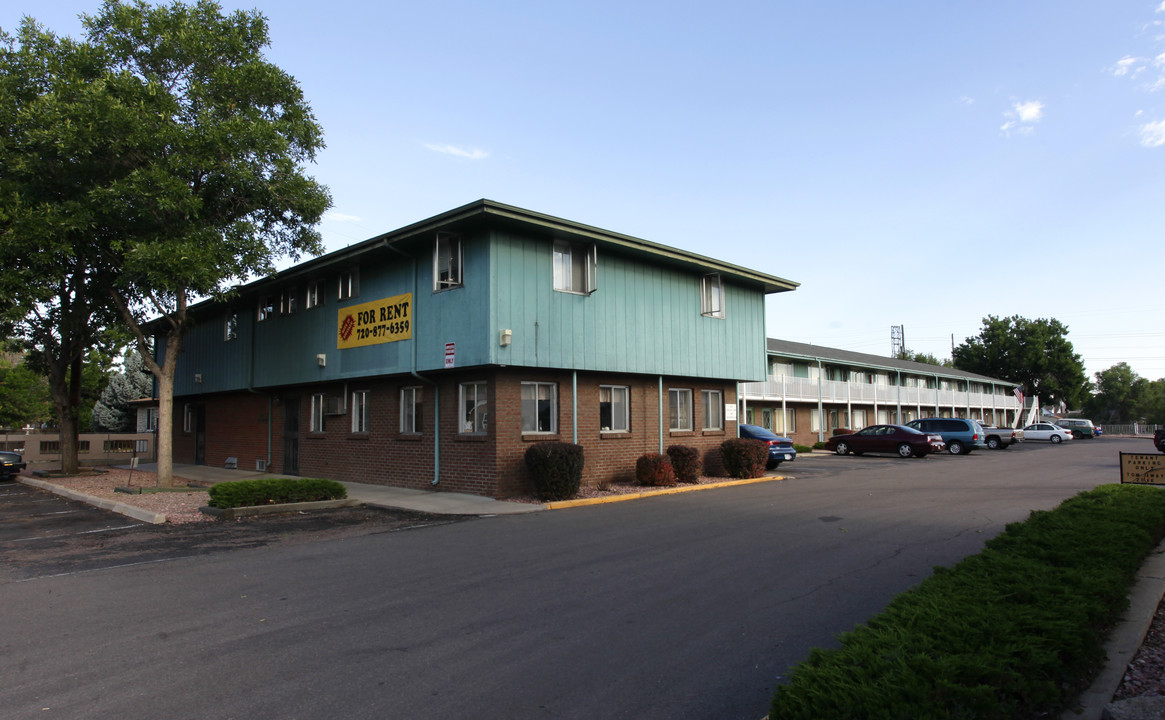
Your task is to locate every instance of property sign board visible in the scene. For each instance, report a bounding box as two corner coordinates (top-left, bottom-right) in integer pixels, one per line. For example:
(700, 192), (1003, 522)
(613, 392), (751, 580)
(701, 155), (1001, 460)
(1119, 453), (1165, 486)
(337, 293), (412, 350)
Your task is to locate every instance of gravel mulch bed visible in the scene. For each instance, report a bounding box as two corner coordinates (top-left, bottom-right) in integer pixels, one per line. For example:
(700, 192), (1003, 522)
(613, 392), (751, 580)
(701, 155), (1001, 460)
(1114, 595), (1165, 699)
(25, 468), (213, 524)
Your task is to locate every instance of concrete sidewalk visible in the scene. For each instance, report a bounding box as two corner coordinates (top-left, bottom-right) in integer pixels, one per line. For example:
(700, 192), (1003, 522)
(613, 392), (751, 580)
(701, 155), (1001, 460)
(135, 463), (544, 516)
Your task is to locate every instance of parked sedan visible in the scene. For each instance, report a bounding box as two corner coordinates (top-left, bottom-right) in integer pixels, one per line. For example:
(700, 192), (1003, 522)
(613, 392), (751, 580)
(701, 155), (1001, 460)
(825, 425), (945, 458)
(0, 451), (26, 480)
(1022, 423), (1074, 444)
(738, 424), (797, 469)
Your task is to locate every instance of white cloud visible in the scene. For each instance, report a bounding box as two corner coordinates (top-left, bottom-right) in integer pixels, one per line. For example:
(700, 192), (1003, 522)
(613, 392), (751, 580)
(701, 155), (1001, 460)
(1014, 100), (1045, 122)
(325, 211), (362, 223)
(1157, 1), (1165, 12)
(425, 143), (490, 160)
(1000, 100), (1044, 136)
(957, 95), (975, 106)
(1112, 55), (1140, 77)
(1140, 119), (1165, 147)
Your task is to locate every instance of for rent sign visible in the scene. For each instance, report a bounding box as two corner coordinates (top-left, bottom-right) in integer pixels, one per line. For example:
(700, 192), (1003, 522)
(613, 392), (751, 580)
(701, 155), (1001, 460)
(337, 293), (412, 349)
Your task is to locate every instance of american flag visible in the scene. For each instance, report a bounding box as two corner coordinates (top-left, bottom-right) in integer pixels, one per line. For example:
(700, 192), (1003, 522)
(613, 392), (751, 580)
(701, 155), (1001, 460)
(1013, 387), (1024, 405)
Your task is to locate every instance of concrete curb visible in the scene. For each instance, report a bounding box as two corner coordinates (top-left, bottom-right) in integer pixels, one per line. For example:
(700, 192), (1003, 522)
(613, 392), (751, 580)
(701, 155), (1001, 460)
(544, 474), (787, 510)
(199, 498), (361, 520)
(20, 476), (167, 525)
(1063, 540), (1165, 720)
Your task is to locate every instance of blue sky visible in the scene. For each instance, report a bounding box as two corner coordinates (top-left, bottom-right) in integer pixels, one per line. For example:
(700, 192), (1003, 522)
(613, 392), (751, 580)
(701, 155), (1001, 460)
(6, 1), (1165, 386)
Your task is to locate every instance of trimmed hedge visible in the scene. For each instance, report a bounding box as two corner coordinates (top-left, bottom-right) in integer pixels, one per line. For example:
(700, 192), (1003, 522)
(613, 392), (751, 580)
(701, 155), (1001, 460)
(770, 484), (1165, 720)
(636, 453), (676, 486)
(207, 478), (347, 509)
(666, 445), (701, 484)
(720, 438), (768, 479)
(525, 442), (585, 501)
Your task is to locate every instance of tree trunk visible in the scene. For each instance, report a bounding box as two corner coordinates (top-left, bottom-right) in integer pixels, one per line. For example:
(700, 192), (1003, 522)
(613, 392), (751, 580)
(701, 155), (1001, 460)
(45, 352), (83, 475)
(154, 332), (180, 488)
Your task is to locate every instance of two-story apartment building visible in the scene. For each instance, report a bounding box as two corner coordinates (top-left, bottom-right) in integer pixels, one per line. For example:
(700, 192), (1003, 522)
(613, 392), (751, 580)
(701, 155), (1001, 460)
(162, 200), (798, 497)
(739, 338), (1023, 447)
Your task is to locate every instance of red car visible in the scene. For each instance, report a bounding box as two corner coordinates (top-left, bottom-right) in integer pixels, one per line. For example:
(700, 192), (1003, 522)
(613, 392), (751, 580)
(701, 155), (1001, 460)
(825, 425), (946, 458)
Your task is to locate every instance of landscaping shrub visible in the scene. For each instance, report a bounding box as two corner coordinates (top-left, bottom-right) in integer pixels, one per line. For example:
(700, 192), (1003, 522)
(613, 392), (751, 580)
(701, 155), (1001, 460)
(793, 444), (813, 454)
(666, 445), (701, 484)
(720, 438), (768, 478)
(636, 453), (676, 486)
(812, 441), (828, 450)
(831, 427), (851, 436)
(525, 442), (585, 501)
(207, 478), (347, 509)
(769, 484), (1165, 720)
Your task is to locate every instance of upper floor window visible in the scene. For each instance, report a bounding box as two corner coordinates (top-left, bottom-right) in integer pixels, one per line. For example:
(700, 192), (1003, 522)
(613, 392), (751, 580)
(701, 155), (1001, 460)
(280, 287), (298, 315)
(553, 239), (597, 294)
(521, 382), (557, 434)
(224, 311), (238, 341)
(305, 280), (323, 309)
(338, 268), (359, 301)
(701, 273), (724, 318)
(257, 296), (275, 322)
(434, 232), (463, 291)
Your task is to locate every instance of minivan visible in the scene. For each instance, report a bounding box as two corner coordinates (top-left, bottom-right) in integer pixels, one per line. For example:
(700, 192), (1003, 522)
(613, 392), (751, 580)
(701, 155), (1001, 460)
(1055, 418), (1096, 439)
(905, 418), (988, 455)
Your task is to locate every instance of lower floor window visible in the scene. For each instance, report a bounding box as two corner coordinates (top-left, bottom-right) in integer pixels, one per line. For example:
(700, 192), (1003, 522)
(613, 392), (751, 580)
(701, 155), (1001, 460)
(352, 390), (369, 433)
(600, 385), (629, 432)
(310, 394), (326, 432)
(460, 382), (488, 434)
(401, 386), (422, 433)
(701, 389), (723, 430)
(521, 381), (557, 433)
(669, 388), (692, 431)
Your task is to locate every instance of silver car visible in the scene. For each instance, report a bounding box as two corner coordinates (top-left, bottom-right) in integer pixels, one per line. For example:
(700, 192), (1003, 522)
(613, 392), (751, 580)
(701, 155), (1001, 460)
(1022, 423), (1074, 444)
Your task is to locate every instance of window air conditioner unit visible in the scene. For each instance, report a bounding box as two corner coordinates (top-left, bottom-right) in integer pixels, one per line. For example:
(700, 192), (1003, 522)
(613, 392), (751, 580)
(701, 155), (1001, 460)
(324, 394), (346, 415)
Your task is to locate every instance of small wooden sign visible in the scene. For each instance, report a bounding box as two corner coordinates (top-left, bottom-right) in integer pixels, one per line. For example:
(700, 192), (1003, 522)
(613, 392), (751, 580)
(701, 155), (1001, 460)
(1119, 453), (1165, 485)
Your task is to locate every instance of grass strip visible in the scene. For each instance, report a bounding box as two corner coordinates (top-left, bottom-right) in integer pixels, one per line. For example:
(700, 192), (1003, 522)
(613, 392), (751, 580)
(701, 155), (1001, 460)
(770, 484), (1165, 720)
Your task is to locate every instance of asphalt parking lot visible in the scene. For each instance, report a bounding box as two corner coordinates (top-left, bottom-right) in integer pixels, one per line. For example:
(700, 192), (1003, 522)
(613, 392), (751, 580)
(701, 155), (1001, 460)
(0, 478), (464, 582)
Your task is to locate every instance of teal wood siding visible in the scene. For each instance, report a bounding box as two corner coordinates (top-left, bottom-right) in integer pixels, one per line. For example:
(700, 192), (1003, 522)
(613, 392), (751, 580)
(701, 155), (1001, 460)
(414, 233), (492, 371)
(488, 231), (768, 381)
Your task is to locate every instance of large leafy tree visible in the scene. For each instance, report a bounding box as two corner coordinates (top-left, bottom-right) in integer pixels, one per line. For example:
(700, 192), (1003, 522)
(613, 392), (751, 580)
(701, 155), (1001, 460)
(3, 1), (330, 485)
(0, 355), (53, 431)
(895, 348), (952, 368)
(1083, 362), (1149, 425)
(952, 315), (1089, 409)
(0, 20), (134, 471)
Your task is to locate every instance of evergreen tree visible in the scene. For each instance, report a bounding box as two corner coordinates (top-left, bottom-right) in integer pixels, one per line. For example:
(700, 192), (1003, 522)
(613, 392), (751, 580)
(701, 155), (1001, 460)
(91, 351), (152, 432)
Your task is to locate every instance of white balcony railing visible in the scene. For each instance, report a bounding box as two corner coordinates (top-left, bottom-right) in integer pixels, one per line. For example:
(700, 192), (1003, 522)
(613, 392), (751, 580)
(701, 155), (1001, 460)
(740, 375), (1022, 413)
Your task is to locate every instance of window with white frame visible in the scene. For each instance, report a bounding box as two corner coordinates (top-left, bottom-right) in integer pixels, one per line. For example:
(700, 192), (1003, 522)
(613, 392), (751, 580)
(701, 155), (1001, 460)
(669, 388), (693, 432)
(224, 311), (238, 341)
(280, 287), (297, 315)
(552, 239), (597, 294)
(145, 408), (158, 431)
(338, 268), (359, 300)
(310, 393), (326, 432)
(257, 295), (275, 322)
(521, 382), (557, 433)
(701, 273), (724, 318)
(434, 232), (463, 290)
(305, 280), (323, 309)
(460, 381), (488, 434)
(351, 390), (369, 433)
(400, 386), (422, 433)
(701, 389), (724, 430)
(599, 385), (629, 432)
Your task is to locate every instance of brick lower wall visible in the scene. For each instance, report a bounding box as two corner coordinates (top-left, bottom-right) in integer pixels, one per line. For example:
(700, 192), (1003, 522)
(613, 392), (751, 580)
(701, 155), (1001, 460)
(172, 369), (740, 498)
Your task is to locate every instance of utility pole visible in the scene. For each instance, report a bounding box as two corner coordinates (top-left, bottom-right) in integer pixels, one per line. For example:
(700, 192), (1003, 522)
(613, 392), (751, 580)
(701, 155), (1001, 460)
(891, 325), (904, 358)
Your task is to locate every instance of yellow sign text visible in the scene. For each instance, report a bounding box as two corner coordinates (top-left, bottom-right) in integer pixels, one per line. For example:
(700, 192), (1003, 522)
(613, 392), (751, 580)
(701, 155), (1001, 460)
(337, 293), (413, 349)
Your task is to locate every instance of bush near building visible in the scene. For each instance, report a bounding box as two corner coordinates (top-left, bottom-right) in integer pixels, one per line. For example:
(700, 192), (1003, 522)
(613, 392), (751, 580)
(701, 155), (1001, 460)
(525, 442), (585, 501)
(720, 438), (768, 479)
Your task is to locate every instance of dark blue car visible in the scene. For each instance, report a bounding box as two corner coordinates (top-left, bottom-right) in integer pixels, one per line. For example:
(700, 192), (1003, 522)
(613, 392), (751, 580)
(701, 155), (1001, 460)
(738, 424), (797, 469)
